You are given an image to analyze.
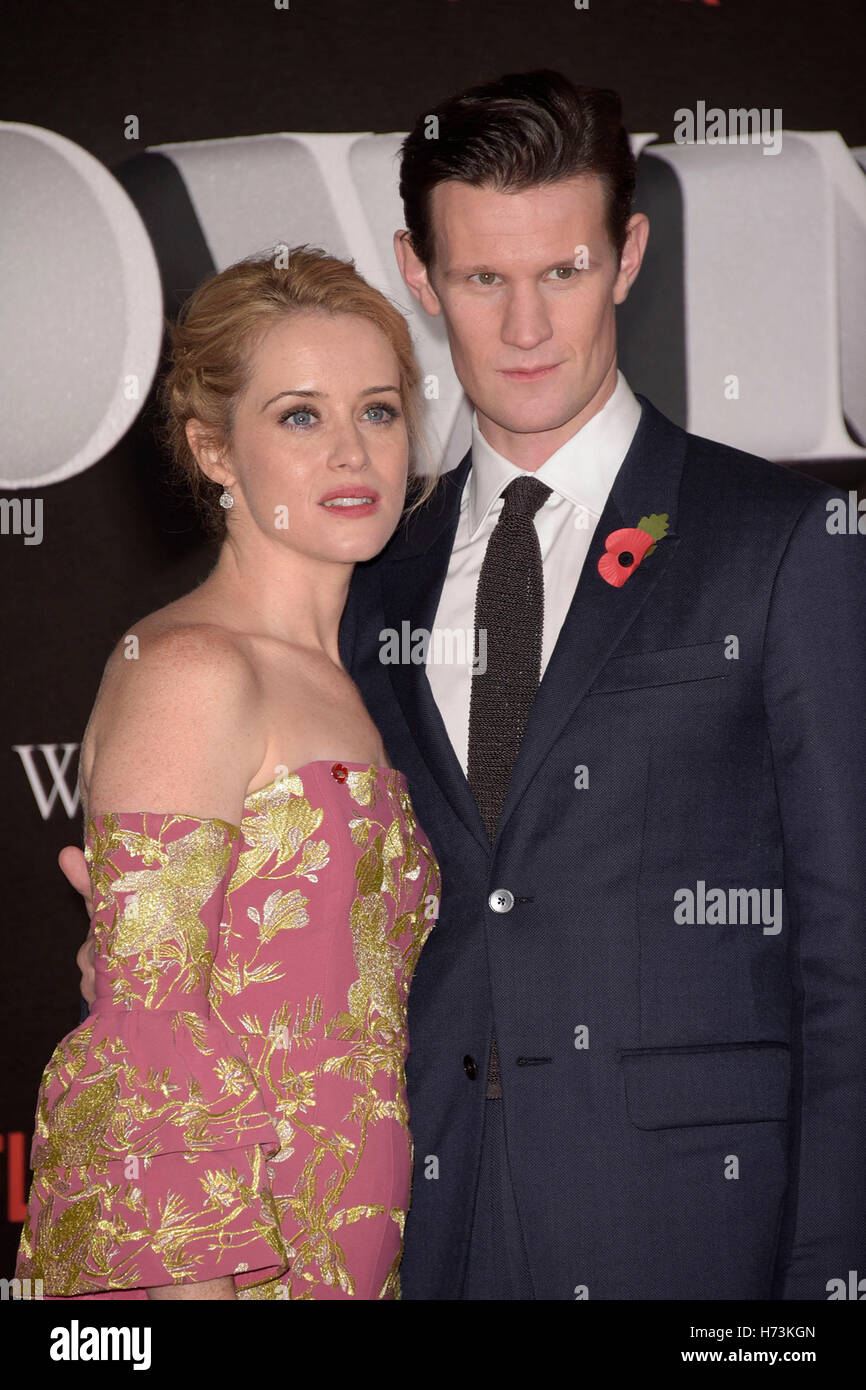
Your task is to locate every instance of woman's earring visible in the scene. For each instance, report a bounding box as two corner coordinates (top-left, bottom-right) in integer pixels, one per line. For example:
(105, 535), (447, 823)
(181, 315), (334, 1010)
(219, 488), (234, 510)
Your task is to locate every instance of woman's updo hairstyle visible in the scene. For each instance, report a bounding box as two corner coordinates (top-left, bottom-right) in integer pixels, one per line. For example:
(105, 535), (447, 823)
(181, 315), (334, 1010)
(159, 244), (438, 537)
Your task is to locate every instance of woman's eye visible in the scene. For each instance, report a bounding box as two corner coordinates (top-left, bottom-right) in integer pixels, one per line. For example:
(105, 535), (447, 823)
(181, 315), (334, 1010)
(279, 408), (317, 428)
(364, 403), (399, 424)
(278, 403), (399, 429)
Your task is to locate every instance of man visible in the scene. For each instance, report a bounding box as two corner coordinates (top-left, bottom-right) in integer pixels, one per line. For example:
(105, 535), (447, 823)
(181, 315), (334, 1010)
(68, 70), (865, 1300)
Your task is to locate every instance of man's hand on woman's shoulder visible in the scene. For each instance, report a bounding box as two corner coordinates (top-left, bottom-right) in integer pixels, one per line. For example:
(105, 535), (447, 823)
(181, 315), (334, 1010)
(58, 844), (96, 1003)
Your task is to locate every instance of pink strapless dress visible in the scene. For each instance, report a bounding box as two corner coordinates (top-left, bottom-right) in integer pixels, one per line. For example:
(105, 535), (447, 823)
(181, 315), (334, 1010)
(16, 761), (440, 1300)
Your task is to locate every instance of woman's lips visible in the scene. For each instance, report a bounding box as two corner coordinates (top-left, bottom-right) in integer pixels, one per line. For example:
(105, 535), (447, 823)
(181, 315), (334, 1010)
(318, 492), (381, 518)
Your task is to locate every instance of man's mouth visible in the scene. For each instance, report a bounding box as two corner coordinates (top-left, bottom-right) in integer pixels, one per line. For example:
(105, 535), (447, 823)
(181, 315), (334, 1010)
(498, 363), (561, 381)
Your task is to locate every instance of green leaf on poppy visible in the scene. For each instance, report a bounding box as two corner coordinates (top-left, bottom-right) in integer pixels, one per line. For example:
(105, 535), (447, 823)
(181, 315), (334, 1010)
(636, 512), (669, 555)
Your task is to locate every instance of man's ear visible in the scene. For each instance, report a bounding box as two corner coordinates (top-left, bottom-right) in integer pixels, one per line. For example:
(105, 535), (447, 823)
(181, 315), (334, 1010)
(393, 229), (443, 318)
(185, 419), (233, 488)
(613, 212), (650, 306)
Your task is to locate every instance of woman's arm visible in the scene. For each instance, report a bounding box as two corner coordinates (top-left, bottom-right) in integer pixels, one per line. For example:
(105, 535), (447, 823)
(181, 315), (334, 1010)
(148, 1277), (237, 1301)
(64, 625), (266, 1005)
(86, 623), (265, 1300)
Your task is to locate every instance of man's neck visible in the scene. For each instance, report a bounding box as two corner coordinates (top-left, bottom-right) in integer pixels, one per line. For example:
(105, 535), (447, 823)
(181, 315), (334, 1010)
(475, 362), (619, 471)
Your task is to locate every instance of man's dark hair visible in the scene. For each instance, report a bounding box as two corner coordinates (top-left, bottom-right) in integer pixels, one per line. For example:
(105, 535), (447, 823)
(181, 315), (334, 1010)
(398, 69), (636, 268)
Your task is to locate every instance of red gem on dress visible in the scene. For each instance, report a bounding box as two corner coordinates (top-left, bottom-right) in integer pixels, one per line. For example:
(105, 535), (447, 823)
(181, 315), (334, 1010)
(331, 762), (348, 783)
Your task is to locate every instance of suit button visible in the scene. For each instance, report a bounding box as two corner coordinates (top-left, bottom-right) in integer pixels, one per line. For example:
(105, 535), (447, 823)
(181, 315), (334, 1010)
(488, 888), (514, 913)
(463, 1054), (478, 1080)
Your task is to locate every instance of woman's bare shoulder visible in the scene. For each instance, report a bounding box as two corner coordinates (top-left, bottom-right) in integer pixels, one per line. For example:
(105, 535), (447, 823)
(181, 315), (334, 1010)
(91, 611), (258, 721)
(80, 614), (264, 820)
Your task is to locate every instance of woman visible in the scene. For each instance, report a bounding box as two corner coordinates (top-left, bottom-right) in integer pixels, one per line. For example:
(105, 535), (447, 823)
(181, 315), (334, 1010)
(16, 245), (442, 1300)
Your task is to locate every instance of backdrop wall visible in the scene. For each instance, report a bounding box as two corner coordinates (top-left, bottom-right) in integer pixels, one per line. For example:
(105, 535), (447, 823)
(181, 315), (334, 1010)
(1, 0), (864, 1281)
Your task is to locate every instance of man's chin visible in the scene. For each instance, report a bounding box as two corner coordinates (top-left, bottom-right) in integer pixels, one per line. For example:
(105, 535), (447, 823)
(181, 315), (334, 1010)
(482, 398), (588, 438)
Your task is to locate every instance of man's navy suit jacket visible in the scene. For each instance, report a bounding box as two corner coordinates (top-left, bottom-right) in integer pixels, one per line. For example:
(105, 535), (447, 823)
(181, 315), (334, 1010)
(339, 395), (866, 1300)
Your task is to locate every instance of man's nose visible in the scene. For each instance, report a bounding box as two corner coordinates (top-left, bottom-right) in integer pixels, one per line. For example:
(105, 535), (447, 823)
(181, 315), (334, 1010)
(500, 287), (554, 351)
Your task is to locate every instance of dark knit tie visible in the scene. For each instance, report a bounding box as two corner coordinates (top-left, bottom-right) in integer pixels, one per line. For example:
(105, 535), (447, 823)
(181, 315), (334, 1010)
(466, 473), (551, 1097)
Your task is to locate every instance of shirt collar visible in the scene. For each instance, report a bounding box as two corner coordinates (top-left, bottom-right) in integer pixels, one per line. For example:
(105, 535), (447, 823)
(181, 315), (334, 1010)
(466, 369), (642, 538)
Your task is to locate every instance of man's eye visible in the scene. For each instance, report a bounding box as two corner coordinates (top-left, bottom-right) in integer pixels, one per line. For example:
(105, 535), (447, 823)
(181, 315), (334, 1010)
(470, 272), (500, 286)
(549, 267), (578, 280)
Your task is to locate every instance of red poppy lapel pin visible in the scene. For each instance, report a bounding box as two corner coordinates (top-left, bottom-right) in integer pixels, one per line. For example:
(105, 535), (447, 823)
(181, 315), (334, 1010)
(598, 514), (670, 588)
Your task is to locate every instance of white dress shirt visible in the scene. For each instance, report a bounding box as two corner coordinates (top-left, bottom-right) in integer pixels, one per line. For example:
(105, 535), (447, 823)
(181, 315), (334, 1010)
(424, 369), (643, 777)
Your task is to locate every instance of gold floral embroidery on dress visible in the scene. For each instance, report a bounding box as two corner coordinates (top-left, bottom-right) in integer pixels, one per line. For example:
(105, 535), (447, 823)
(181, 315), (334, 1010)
(226, 768), (440, 1300)
(227, 783), (329, 896)
(17, 812), (286, 1297)
(20, 771), (441, 1299)
(20, 1146), (284, 1296)
(86, 814), (239, 1009)
(345, 766), (379, 807)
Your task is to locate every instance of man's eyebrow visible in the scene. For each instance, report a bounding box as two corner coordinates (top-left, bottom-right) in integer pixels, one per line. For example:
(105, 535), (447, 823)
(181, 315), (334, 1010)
(260, 385), (401, 412)
(442, 264), (498, 280)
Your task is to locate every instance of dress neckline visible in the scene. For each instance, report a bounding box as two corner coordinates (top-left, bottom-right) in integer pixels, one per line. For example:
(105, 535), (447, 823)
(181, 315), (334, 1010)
(84, 762), (407, 837)
(244, 760), (406, 802)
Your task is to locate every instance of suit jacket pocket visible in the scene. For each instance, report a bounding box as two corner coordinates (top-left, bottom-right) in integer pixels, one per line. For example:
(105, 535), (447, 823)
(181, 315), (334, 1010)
(620, 1041), (791, 1130)
(589, 640), (731, 694)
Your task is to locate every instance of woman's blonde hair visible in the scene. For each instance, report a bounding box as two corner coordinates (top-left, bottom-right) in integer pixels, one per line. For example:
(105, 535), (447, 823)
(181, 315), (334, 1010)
(158, 244), (439, 537)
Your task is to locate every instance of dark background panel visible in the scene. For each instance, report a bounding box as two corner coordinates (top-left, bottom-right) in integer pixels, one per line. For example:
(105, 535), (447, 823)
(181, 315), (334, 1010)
(1, 0), (864, 1278)
(3, 0), (865, 161)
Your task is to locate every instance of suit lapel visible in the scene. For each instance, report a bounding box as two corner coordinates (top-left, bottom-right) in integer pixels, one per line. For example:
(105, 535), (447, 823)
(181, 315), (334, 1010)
(380, 453), (492, 850)
(376, 396), (687, 852)
(494, 396), (687, 840)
